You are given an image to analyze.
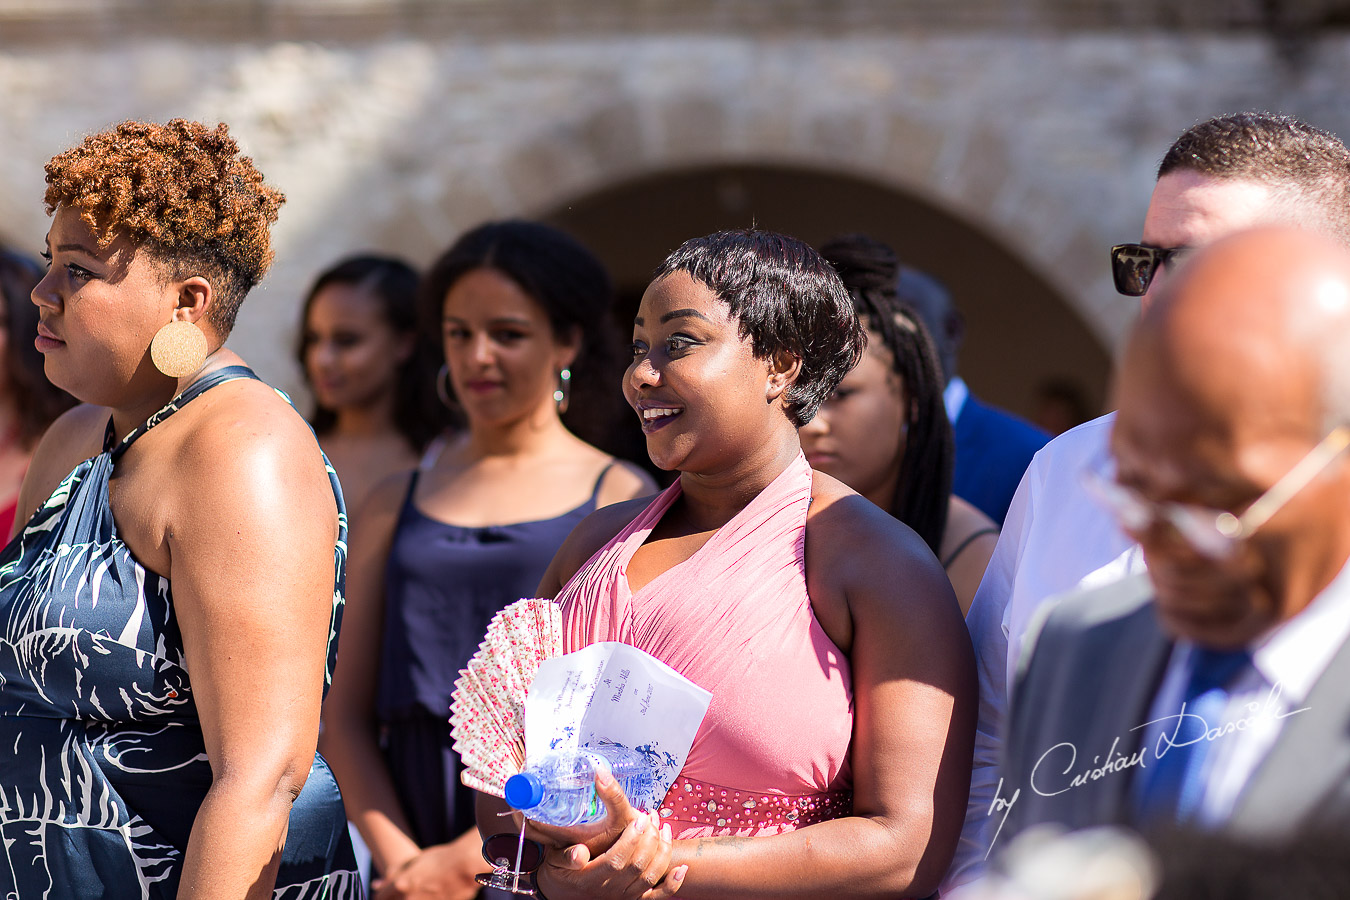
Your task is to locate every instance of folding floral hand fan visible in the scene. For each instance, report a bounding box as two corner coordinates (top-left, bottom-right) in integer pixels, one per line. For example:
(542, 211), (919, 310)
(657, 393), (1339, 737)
(450, 597), (563, 797)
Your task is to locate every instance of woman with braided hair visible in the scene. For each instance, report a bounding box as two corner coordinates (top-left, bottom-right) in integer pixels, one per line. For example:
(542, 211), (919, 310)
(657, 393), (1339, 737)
(806, 234), (998, 615)
(2, 119), (360, 897)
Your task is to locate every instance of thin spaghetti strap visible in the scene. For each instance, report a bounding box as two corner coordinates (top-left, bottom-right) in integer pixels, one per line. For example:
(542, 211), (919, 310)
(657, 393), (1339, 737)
(940, 525), (1000, 570)
(108, 365), (260, 462)
(588, 460), (620, 503)
(418, 433), (450, 472)
(401, 469), (421, 509)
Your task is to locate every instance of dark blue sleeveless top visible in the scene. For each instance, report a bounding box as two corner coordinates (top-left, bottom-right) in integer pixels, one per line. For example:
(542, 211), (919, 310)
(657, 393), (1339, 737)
(373, 464), (613, 846)
(376, 465), (612, 722)
(0, 365), (360, 898)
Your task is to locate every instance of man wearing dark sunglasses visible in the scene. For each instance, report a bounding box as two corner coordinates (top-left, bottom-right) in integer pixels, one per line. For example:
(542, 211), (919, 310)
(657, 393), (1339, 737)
(1109, 243), (1192, 298)
(948, 112), (1350, 893)
(1000, 225), (1350, 851)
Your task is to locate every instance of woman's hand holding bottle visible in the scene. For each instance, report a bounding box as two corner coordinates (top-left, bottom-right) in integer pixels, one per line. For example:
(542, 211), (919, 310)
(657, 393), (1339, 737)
(533, 771), (687, 900)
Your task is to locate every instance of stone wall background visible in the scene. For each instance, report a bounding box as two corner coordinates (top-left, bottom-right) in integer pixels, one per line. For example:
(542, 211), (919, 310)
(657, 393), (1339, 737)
(1, 1), (1348, 406)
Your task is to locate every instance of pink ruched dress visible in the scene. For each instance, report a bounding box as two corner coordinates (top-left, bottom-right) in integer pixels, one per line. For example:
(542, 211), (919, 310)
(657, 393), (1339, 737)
(557, 452), (853, 838)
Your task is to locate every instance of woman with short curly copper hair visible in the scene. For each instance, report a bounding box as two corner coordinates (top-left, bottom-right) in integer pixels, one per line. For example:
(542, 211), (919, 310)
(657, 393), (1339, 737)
(1, 119), (361, 898)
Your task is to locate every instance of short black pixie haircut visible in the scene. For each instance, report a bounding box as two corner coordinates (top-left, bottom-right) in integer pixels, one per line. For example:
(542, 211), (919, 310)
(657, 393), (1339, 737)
(654, 229), (865, 427)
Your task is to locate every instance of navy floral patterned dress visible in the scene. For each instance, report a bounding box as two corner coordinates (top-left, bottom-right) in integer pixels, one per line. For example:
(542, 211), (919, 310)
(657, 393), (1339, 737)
(0, 366), (362, 898)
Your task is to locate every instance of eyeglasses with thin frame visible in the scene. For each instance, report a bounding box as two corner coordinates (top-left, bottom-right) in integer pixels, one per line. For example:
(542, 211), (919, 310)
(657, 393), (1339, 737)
(1110, 243), (1193, 297)
(1085, 427), (1350, 559)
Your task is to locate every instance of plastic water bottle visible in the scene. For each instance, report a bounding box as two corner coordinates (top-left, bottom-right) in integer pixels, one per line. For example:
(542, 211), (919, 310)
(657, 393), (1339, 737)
(504, 745), (654, 826)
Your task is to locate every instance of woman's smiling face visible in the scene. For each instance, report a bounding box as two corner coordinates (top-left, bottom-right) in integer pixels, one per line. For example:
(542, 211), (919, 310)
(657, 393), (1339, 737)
(625, 271), (786, 473)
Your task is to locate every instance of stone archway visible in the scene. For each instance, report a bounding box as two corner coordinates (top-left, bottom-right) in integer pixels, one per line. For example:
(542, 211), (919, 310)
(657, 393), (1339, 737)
(439, 90), (1124, 421)
(483, 87), (1131, 359)
(116, 38), (1150, 400)
(538, 163), (1111, 421)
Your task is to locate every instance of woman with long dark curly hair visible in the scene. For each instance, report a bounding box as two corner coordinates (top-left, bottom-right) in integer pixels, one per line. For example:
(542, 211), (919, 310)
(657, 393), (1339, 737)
(322, 220), (654, 898)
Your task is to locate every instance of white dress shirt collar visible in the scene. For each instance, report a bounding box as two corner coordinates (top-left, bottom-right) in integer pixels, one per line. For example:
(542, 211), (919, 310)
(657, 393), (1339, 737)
(1248, 553), (1350, 704)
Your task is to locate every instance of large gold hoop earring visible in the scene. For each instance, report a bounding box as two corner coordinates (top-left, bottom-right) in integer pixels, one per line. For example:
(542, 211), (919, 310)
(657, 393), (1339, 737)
(436, 364), (461, 412)
(553, 367), (571, 414)
(150, 320), (208, 378)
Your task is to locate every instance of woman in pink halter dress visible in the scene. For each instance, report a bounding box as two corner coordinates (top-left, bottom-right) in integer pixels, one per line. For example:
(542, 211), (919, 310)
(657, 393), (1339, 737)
(557, 449), (853, 839)
(518, 230), (977, 899)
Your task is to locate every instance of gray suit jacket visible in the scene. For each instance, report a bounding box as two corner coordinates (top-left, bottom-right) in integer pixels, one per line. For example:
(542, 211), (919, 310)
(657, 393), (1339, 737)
(999, 572), (1350, 845)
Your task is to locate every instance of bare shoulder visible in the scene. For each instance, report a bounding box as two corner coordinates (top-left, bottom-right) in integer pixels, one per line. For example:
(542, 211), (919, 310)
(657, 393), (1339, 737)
(561, 434), (658, 507)
(806, 470), (940, 578)
(805, 470), (960, 639)
(595, 459), (658, 507)
(176, 378), (325, 472)
(17, 404), (110, 523)
(158, 379), (336, 534)
(355, 466), (417, 522)
(946, 495), (997, 541)
(537, 494), (654, 597)
(346, 466), (416, 552)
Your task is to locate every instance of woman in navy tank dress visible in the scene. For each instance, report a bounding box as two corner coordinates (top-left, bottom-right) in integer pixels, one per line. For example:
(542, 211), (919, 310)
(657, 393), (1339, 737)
(377, 463), (616, 843)
(322, 221), (653, 896)
(7, 119), (361, 898)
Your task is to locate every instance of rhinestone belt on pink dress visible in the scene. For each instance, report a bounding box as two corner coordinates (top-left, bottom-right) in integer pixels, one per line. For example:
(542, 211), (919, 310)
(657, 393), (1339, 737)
(656, 775), (852, 830)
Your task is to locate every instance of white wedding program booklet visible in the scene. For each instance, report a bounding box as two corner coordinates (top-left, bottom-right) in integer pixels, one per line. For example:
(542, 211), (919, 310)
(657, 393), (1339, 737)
(524, 641), (713, 810)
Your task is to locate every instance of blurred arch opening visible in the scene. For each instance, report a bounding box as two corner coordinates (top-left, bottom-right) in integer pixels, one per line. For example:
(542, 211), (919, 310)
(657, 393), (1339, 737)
(542, 164), (1110, 429)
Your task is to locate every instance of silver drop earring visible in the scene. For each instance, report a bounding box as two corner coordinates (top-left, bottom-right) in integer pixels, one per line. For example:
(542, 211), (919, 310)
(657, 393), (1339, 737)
(553, 368), (571, 414)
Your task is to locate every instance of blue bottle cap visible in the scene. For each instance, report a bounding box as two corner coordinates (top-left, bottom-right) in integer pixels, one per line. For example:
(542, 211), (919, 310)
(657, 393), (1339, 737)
(504, 772), (545, 810)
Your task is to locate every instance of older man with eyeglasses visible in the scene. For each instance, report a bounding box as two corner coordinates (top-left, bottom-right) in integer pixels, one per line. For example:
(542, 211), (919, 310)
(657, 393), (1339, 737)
(997, 224), (1350, 847)
(946, 112), (1350, 893)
